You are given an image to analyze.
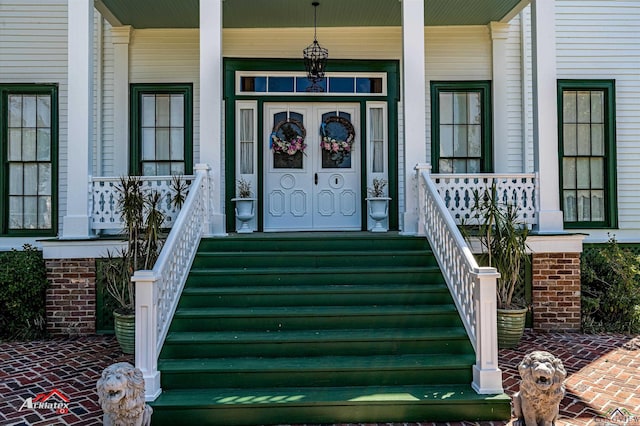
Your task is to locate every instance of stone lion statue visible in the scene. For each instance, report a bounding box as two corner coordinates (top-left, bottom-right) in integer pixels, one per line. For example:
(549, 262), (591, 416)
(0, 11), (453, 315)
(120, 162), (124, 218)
(96, 362), (153, 426)
(512, 350), (566, 426)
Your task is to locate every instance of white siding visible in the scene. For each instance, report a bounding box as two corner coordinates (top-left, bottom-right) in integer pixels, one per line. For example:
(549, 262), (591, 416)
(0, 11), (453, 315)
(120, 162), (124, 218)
(424, 26), (493, 165)
(556, 0), (640, 242)
(224, 27), (402, 59)
(0, 0), (69, 235)
(129, 29), (201, 161)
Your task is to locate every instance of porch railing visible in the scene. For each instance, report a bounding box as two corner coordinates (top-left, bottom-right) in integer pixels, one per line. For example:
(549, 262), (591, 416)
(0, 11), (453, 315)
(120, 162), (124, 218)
(431, 172), (538, 226)
(416, 164), (503, 394)
(132, 164), (213, 400)
(90, 175), (194, 231)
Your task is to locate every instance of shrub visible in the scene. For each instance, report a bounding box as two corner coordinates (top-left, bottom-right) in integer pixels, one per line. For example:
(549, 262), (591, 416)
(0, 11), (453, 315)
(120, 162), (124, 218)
(581, 236), (640, 333)
(0, 245), (49, 341)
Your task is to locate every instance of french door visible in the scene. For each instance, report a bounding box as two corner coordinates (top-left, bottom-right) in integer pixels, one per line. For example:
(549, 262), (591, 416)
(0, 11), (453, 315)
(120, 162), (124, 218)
(263, 103), (361, 231)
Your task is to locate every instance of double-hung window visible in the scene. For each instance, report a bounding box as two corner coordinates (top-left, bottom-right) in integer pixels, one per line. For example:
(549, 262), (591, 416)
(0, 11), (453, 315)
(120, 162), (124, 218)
(558, 80), (616, 228)
(430, 81), (492, 173)
(130, 84), (193, 175)
(1, 85), (57, 235)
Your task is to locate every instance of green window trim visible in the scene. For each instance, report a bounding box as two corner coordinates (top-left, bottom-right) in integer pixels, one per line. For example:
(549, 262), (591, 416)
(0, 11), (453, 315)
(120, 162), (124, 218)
(430, 81), (492, 173)
(0, 84), (58, 237)
(130, 83), (193, 176)
(557, 79), (617, 229)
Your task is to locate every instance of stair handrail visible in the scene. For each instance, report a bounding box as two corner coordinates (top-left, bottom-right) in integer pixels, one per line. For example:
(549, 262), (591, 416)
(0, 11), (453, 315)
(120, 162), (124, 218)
(133, 164), (213, 401)
(416, 164), (503, 394)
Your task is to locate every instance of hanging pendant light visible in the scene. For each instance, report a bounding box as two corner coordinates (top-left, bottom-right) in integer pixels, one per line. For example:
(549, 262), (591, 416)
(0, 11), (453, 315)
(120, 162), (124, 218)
(303, 2), (328, 92)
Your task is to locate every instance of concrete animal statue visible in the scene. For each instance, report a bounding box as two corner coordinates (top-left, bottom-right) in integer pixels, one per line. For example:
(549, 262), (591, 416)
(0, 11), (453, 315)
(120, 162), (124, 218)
(96, 362), (152, 426)
(512, 350), (566, 426)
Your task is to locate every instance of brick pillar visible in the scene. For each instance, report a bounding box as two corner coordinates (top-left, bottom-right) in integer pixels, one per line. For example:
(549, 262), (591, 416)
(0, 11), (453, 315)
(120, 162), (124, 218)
(45, 258), (96, 336)
(532, 253), (581, 332)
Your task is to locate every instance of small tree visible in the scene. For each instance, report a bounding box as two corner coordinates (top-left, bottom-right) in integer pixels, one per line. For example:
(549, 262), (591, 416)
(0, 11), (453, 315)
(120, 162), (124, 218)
(101, 176), (187, 315)
(469, 184), (529, 309)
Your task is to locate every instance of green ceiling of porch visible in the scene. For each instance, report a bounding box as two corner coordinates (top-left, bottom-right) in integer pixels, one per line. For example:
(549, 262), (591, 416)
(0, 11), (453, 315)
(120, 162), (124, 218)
(96, 0), (528, 29)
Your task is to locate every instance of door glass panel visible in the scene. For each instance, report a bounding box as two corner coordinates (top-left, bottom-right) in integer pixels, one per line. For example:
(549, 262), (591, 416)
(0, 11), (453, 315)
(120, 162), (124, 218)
(272, 112), (305, 169)
(370, 108), (384, 173)
(320, 112), (354, 169)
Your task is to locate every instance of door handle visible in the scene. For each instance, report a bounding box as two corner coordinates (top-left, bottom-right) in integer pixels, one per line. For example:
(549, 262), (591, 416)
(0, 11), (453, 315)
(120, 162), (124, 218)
(314, 173), (318, 185)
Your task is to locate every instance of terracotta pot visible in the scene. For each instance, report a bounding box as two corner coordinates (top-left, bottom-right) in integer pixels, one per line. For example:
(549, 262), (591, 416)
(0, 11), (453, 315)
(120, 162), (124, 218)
(113, 310), (135, 354)
(497, 307), (527, 349)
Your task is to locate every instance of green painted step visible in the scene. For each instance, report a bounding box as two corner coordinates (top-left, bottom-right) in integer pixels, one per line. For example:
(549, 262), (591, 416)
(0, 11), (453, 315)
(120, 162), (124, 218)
(155, 233), (510, 425)
(158, 353), (476, 388)
(160, 327), (473, 358)
(179, 283), (453, 307)
(191, 249), (437, 268)
(196, 233), (431, 252)
(169, 304), (463, 332)
(150, 384), (512, 426)
(185, 265), (445, 287)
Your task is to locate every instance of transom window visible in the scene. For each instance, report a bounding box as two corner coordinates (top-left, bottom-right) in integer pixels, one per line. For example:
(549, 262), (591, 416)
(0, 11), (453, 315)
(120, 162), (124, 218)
(237, 73), (386, 96)
(558, 80), (616, 228)
(430, 81), (492, 173)
(130, 84), (193, 175)
(1, 85), (57, 235)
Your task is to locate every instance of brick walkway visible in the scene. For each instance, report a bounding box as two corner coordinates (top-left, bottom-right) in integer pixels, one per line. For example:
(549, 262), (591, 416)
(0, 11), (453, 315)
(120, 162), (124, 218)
(0, 331), (638, 426)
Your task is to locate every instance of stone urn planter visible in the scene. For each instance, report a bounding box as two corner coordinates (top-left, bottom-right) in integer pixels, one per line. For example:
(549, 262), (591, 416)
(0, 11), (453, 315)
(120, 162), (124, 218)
(365, 197), (391, 232)
(232, 198), (256, 233)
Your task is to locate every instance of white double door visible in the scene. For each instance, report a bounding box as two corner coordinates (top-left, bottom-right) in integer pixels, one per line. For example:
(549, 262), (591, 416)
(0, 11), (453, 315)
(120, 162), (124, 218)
(264, 103), (361, 231)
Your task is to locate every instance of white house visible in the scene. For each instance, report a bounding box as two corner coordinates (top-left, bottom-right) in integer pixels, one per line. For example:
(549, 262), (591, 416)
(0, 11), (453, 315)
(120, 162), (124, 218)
(1, 0), (638, 423)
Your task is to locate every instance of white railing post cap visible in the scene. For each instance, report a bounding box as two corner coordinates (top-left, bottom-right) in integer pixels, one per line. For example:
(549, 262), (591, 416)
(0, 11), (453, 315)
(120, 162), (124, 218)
(132, 270), (157, 282)
(414, 163), (431, 172)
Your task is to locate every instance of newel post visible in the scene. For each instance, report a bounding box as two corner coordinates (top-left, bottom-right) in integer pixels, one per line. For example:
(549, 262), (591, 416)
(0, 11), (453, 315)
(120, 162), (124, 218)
(472, 268), (504, 394)
(414, 163), (431, 236)
(133, 270), (161, 401)
(194, 163), (215, 237)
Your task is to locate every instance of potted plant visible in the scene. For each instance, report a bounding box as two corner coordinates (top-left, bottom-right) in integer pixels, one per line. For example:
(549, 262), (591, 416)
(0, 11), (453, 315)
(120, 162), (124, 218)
(366, 178), (391, 232)
(231, 178), (255, 233)
(469, 184), (530, 348)
(100, 176), (185, 353)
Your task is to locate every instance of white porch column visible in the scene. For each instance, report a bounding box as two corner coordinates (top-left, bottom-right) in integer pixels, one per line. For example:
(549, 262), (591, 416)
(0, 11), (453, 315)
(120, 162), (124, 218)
(62, 0), (94, 239)
(401, 0), (427, 235)
(489, 22), (510, 173)
(531, 0), (564, 232)
(199, 0), (226, 236)
(111, 26), (132, 176)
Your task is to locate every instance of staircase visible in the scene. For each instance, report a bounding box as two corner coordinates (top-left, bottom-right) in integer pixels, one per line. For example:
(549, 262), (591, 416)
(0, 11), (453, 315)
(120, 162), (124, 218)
(150, 233), (510, 425)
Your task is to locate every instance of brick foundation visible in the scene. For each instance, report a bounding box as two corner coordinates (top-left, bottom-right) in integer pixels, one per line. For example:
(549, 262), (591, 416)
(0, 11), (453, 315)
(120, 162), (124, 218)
(45, 258), (96, 336)
(532, 252), (581, 332)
